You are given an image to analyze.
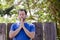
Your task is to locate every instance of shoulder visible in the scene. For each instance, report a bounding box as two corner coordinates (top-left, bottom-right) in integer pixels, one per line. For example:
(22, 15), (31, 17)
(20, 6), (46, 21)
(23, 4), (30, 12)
(29, 23), (35, 27)
(11, 23), (17, 27)
(26, 22), (35, 27)
(29, 23), (35, 31)
(12, 23), (16, 25)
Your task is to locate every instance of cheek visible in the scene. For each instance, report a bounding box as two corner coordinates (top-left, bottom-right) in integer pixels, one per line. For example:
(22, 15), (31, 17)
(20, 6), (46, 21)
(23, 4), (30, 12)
(18, 15), (26, 18)
(23, 15), (25, 17)
(18, 15), (24, 18)
(24, 15), (27, 18)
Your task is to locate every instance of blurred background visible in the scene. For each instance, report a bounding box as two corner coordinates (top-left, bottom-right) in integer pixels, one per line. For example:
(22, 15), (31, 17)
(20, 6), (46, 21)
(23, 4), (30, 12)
(0, 0), (60, 40)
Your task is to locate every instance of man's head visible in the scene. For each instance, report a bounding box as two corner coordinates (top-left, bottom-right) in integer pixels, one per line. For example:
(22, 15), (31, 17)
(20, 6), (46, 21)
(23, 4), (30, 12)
(18, 9), (27, 20)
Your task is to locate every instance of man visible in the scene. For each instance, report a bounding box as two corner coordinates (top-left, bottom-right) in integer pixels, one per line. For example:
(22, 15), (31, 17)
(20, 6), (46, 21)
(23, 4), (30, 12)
(9, 9), (35, 40)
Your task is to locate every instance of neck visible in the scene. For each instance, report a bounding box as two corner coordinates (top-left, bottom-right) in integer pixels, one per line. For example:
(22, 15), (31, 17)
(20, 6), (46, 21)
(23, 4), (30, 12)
(23, 20), (26, 23)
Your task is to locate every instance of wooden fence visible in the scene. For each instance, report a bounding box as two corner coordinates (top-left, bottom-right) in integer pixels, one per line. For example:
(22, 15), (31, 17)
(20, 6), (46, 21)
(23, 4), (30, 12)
(44, 22), (56, 40)
(0, 22), (57, 40)
(0, 23), (6, 40)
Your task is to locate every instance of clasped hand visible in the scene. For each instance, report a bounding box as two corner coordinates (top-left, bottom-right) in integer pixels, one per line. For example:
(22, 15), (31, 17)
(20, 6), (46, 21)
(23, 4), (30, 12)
(19, 18), (25, 29)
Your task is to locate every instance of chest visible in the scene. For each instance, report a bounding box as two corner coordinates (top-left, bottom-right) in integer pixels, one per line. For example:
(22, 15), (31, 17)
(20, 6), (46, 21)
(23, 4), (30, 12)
(14, 23), (31, 31)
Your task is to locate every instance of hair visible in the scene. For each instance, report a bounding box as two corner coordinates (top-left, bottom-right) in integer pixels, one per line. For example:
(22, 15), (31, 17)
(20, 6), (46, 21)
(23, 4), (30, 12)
(18, 9), (27, 15)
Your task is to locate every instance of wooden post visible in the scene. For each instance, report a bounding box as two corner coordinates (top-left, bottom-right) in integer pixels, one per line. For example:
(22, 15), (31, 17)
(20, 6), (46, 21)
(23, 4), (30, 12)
(0, 23), (6, 40)
(7, 23), (13, 40)
(33, 22), (43, 40)
(44, 22), (56, 40)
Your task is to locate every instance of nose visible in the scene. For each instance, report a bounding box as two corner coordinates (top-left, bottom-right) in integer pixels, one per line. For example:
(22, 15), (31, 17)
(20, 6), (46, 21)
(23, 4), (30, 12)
(21, 14), (23, 17)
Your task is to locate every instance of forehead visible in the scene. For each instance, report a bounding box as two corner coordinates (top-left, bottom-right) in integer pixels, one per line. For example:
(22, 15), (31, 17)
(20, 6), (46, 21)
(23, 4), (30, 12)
(19, 11), (25, 14)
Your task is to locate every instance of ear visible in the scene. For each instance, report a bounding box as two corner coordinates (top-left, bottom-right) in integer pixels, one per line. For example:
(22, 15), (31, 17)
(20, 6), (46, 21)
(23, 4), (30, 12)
(17, 16), (19, 20)
(17, 16), (21, 20)
(18, 15), (21, 18)
(17, 16), (19, 18)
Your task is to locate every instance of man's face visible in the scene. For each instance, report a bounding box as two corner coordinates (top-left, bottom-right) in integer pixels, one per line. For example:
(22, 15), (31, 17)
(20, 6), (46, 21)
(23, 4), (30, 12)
(18, 11), (26, 19)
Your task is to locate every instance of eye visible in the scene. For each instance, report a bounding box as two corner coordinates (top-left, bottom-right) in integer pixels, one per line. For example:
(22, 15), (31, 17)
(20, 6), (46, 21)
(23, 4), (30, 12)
(19, 13), (24, 16)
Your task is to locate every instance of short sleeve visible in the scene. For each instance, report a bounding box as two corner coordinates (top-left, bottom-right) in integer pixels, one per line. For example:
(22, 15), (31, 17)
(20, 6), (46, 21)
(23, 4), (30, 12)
(30, 24), (35, 32)
(10, 23), (15, 31)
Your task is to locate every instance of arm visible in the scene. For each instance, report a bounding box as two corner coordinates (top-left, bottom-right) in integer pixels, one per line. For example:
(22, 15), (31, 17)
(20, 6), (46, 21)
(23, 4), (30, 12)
(9, 23), (23, 38)
(9, 26), (22, 38)
(9, 18), (25, 38)
(23, 25), (35, 39)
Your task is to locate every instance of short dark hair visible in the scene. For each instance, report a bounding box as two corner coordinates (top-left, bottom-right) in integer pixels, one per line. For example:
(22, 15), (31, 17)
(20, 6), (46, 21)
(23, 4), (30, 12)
(18, 9), (27, 15)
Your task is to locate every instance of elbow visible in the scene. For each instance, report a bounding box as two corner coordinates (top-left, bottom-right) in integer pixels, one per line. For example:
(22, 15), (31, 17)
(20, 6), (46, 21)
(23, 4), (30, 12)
(9, 34), (13, 39)
(31, 33), (35, 39)
(31, 35), (35, 39)
(30, 34), (35, 39)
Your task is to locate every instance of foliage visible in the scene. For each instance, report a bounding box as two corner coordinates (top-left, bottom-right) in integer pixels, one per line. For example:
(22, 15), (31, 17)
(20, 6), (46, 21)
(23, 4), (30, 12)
(0, 0), (60, 39)
(46, 0), (60, 39)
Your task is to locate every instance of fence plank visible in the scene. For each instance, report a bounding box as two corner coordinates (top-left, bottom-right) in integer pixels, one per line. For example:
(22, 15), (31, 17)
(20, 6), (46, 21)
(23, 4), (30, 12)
(6, 22), (56, 40)
(44, 22), (56, 40)
(7, 23), (43, 40)
(0, 23), (6, 40)
(7, 23), (13, 40)
(33, 22), (43, 40)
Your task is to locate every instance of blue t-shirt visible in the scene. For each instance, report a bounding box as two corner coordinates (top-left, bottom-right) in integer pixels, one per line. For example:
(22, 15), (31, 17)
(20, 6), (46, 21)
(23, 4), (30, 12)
(10, 22), (35, 40)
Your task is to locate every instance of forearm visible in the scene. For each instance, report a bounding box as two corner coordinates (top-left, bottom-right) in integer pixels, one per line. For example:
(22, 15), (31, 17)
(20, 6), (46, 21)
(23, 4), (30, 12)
(9, 27), (21, 38)
(23, 26), (35, 39)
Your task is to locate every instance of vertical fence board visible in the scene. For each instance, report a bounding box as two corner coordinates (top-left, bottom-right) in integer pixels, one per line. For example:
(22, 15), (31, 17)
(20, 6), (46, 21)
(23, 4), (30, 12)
(6, 22), (56, 40)
(0, 23), (6, 40)
(33, 22), (43, 40)
(44, 22), (56, 40)
(7, 23), (13, 40)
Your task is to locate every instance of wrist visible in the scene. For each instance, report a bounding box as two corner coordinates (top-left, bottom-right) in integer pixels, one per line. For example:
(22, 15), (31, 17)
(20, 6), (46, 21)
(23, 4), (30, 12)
(23, 26), (25, 29)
